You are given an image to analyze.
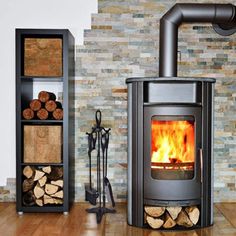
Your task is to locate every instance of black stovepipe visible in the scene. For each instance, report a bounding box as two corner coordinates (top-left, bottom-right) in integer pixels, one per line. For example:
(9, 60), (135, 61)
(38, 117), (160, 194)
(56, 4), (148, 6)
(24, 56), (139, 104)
(159, 3), (236, 77)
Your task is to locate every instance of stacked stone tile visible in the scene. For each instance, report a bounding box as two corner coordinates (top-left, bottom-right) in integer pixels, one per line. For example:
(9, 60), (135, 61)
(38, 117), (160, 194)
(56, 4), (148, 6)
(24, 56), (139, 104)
(0, 178), (15, 202)
(74, 0), (236, 202)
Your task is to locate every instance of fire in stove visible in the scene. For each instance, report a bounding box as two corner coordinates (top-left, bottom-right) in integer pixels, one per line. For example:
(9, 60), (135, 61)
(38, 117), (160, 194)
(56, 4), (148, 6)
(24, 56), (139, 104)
(151, 118), (195, 180)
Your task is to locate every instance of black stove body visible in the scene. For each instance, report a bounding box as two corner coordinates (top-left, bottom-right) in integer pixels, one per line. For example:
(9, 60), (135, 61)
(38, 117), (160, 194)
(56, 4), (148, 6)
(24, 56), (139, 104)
(127, 77), (215, 227)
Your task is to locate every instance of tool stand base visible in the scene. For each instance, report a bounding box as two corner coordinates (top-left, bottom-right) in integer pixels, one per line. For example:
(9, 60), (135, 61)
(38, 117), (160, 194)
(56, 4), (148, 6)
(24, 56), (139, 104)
(86, 207), (116, 223)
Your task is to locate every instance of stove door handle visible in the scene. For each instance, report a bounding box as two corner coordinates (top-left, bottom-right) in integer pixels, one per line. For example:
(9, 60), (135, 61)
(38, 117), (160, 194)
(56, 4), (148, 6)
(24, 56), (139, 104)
(199, 148), (203, 184)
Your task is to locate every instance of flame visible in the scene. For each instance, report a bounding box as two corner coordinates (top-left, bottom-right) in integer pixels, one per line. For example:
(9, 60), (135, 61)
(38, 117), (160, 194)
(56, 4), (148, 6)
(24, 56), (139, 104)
(151, 120), (194, 166)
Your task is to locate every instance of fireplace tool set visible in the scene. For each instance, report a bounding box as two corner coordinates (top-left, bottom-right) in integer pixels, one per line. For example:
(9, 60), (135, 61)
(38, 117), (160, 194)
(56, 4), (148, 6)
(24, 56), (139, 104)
(85, 110), (116, 223)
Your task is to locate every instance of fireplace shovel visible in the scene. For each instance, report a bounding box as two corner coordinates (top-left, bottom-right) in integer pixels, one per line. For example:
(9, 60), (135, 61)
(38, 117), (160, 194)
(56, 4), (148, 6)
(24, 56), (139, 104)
(85, 133), (99, 205)
(102, 132), (115, 207)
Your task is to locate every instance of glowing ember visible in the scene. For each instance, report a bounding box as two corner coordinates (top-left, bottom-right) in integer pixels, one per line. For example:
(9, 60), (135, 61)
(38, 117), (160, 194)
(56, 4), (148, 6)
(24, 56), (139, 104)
(151, 120), (194, 168)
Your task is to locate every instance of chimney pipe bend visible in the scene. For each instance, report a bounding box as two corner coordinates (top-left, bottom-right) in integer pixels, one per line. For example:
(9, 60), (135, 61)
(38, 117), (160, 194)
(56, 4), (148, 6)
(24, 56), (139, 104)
(159, 3), (236, 77)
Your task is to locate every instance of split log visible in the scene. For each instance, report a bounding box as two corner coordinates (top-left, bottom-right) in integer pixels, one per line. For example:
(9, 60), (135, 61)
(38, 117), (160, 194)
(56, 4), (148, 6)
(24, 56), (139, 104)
(30, 99), (42, 111)
(47, 167), (63, 180)
(23, 166), (35, 179)
(45, 100), (57, 112)
(34, 170), (45, 181)
(45, 184), (59, 195)
(44, 194), (54, 204)
(166, 206), (182, 220)
(38, 175), (47, 187)
(22, 178), (35, 192)
(53, 198), (63, 204)
(38, 91), (56, 103)
(36, 199), (43, 207)
(43, 194), (62, 204)
(37, 108), (49, 120)
(176, 210), (193, 228)
(185, 206), (200, 225)
(42, 166), (51, 174)
(144, 206), (165, 217)
(163, 212), (176, 229)
(23, 190), (36, 206)
(34, 185), (45, 199)
(51, 180), (63, 188)
(51, 190), (63, 199)
(22, 108), (34, 120)
(146, 215), (164, 229)
(52, 108), (63, 120)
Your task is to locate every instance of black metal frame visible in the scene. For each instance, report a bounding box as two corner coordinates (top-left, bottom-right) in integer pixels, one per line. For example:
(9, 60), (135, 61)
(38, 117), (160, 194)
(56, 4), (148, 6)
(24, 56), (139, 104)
(15, 29), (75, 213)
(126, 77), (215, 228)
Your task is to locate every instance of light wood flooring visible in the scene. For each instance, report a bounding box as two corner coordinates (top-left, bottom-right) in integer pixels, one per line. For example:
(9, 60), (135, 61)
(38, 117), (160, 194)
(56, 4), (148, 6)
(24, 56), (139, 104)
(0, 203), (235, 236)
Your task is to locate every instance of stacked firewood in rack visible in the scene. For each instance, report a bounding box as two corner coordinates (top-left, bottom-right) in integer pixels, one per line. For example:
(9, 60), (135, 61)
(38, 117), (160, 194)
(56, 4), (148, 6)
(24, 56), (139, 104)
(144, 205), (200, 229)
(22, 91), (63, 120)
(22, 165), (63, 206)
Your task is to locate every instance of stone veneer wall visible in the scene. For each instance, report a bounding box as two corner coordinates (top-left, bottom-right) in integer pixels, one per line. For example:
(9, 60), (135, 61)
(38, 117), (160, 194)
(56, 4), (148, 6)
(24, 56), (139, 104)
(2, 0), (236, 202)
(74, 0), (236, 202)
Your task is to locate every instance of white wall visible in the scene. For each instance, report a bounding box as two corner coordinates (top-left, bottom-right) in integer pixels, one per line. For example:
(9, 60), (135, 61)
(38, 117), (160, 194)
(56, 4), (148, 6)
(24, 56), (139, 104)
(0, 0), (97, 185)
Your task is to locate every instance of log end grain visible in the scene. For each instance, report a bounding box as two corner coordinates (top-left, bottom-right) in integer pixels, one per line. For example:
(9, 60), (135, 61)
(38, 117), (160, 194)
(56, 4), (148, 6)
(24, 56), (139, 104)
(22, 108), (34, 120)
(30, 99), (42, 111)
(37, 108), (48, 120)
(52, 108), (63, 120)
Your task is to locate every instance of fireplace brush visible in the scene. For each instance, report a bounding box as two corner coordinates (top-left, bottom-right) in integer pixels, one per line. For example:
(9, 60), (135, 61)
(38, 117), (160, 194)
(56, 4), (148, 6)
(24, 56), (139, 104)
(85, 110), (116, 223)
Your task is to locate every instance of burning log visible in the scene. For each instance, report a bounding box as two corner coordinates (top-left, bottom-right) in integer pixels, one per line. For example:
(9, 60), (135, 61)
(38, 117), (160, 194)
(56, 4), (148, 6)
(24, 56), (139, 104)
(166, 206), (182, 220)
(144, 206), (165, 217)
(163, 212), (176, 229)
(176, 210), (193, 227)
(185, 206), (200, 225)
(146, 215), (164, 229)
(23, 166), (35, 179)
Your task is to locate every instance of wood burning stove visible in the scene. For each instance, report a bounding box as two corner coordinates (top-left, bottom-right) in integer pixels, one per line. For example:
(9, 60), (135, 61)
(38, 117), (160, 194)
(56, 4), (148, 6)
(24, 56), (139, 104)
(127, 77), (214, 228)
(126, 3), (236, 229)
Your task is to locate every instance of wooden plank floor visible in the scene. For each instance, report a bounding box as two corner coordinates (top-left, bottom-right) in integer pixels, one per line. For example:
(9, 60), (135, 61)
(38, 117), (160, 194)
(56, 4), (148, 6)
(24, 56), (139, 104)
(0, 203), (235, 236)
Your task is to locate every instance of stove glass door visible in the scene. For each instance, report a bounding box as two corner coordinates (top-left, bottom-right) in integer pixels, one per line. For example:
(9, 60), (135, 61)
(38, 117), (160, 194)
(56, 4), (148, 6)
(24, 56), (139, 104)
(144, 105), (201, 201)
(151, 116), (195, 180)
